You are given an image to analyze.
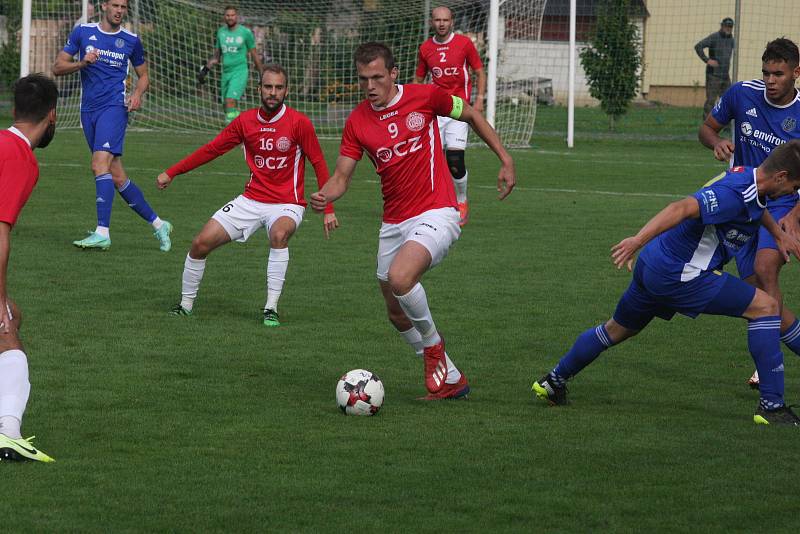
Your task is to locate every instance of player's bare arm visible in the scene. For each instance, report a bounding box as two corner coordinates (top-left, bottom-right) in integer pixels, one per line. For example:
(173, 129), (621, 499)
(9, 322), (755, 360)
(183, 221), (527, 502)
(612, 197), (701, 271)
(127, 62), (149, 112)
(52, 49), (98, 76)
(310, 156), (357, 212)
(698, 114), (734, 161)
(473, 68), (486, 113)
(250, 48), (264, 74)
(0, 222), (11, 333)
(207, 48), (220, 68)
(457, 101), (515, 199)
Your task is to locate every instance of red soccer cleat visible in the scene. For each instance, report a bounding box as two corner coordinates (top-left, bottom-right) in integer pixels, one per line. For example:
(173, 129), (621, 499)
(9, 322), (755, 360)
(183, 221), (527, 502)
(423, 339), (448, 393)
(419, 373), (470, 400)
(457, 201), (469, 227)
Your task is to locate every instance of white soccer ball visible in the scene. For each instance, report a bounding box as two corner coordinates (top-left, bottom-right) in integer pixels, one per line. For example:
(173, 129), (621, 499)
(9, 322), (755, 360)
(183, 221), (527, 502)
(336, 369), (384, 416)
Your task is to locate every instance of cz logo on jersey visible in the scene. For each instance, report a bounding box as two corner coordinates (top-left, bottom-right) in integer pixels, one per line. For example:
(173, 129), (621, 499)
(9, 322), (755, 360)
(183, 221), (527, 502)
(431, 66), (460, 78)
(254, 155), (288, 170)
(376, 135), (424, 163)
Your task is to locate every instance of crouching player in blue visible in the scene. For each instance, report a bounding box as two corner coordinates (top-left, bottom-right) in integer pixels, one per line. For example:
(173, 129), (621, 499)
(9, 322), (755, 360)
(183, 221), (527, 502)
(532, 140), (800, 426)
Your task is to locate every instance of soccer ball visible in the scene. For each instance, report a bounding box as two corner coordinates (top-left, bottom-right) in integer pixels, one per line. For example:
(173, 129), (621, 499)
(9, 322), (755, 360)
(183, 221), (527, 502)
(336, 369), (384, 416)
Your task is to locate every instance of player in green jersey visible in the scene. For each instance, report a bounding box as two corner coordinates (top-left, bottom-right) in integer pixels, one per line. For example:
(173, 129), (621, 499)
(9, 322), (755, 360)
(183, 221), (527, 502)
(200, 5), (263, 124)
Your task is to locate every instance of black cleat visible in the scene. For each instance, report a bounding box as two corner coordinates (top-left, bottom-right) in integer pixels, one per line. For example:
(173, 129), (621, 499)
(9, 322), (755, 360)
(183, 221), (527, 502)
(532, 374), (568, 406)
(754, 405), (800, 426)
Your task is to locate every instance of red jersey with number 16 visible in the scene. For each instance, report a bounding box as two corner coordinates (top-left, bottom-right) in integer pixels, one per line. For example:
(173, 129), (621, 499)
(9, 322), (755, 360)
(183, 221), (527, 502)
(416, 33), (483, 102)
(0, 128), (39, 227)
(166, 105), (332, 211)
(340, 84), (458, 223)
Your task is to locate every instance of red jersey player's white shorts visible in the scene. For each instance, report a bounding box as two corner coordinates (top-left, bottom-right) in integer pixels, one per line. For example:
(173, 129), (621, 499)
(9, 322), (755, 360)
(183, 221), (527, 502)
(437, 116), (469, 150)
(376, 207), (461, 281)
(212, 195), (304, 243)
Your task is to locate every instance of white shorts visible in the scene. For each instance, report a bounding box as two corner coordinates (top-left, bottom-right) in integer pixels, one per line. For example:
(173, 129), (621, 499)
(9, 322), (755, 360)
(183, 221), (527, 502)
(212, 195), (304, 243)
(438, 116), (468, 150)
(376, 207), (461, 281)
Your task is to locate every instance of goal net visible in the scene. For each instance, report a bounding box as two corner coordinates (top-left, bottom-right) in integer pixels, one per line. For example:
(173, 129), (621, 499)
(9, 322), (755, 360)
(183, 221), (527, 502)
(22, 0), (546, 147)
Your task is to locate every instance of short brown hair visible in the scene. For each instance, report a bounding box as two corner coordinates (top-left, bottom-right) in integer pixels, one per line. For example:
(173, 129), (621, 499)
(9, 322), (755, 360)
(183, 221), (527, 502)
(354, 42), (396, 71)
(261, 63), (288, 84)
(763, 139), (800, 180)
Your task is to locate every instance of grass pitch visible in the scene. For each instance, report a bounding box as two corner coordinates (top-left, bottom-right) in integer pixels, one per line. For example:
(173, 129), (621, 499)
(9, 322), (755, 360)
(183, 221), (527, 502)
(4, 115), (800, 532)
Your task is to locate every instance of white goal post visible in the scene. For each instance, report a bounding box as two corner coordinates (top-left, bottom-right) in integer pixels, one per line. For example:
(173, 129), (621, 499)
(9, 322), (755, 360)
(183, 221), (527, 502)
(21, 0), (546, 147)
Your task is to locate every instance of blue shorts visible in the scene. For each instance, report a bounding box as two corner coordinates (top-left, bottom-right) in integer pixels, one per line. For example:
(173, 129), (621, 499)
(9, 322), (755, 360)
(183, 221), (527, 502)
(613, 260), (755, 331)
(81, 106), (128, 156)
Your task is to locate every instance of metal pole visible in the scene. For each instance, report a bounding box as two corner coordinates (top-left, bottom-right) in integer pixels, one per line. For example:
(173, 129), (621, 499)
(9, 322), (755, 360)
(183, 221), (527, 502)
(732, 0), (741, 82)
(81, 0), (88, 23)
(20, 0), (32, 77)
(423, 0), (430, 43)
(567, 0), (576, 147)
(486, 0), (499, 127)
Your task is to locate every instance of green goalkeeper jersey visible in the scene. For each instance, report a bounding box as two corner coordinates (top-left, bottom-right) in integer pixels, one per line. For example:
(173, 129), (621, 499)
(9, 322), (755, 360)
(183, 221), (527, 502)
(216, 24), (255, 70)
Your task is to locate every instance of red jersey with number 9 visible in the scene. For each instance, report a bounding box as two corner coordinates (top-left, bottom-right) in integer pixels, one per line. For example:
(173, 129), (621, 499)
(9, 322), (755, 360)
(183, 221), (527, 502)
(416, 33), (483, 102)
(340, 84), (458, 223)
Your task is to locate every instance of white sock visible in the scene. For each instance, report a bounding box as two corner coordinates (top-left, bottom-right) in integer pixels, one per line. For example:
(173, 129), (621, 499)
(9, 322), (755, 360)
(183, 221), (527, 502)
(394, 283), (441, 347)
(399, 327), (424, 357)
(180, 254), (207, 311)
(151, 216), (164, 230)
(265, 247), (289, 312)
(453, 171), (468, 203)
(444, 353), (461, 384)
(94, 226), (110, 238)
(0, 350), (30, 439)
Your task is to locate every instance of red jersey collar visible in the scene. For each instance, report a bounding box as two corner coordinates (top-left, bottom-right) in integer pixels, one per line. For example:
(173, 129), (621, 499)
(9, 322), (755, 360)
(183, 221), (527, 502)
(7, 126), (31, 148)
(257, 104), (287, 124)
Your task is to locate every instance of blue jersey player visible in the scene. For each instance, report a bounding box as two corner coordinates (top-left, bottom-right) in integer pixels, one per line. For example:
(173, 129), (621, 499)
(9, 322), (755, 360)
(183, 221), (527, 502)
(52, 0), (172, 251)
(532, 141), (800, 426)
(699, 38), (800, 388)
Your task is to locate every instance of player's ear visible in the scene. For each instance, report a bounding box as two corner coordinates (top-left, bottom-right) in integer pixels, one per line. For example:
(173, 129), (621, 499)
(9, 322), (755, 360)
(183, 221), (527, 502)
(390, 66), (399, 81)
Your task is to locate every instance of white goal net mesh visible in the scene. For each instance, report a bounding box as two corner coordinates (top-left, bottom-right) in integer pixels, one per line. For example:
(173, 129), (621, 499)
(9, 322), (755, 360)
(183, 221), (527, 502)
(25, 0), (545, 147)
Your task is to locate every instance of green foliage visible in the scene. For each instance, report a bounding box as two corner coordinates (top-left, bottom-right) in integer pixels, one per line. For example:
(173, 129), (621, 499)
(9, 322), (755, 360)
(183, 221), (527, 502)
(0, 0), (21, 93)
(580, 0), (642, 130)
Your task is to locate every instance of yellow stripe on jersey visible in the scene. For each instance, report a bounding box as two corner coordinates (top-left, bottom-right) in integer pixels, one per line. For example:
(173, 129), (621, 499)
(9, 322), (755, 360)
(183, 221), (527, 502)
(450, 96), (464, 119)
(713, 269), (722, 275)
(703, 172), (727, 187)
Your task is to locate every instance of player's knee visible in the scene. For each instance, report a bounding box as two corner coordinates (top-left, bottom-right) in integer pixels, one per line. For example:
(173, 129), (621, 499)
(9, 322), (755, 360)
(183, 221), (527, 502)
(190, 235), (213, 258)
(387, 269), (416, 295)
(749, 290), (779, 318)
(90, 160), (110, 177)
(754, 258), (781, 290)
(445, 150), (466, 180)
(269, 230), (291, 248)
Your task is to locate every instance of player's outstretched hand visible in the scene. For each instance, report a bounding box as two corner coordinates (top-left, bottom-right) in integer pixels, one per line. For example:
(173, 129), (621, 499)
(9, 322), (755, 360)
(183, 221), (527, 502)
(127, 94), (142, 112)
(322, 213), (339, 240)
(713, 139), (734, 162)
(611, 236), (643, 271)
(156, 172), (173, 190)
(310, 191), (327, 212)
(497, 161), (516, 200)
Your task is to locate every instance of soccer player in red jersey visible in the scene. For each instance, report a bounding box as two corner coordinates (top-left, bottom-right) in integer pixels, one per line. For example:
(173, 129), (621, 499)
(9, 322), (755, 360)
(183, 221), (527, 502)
(311, 42), (515, 399)
(0, 74), (58, 462)
(157, 65), (338, 326)
(414, 5), (486, 226)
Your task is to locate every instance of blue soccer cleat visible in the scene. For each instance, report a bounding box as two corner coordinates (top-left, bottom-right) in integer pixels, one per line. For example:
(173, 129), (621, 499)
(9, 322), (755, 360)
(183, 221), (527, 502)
(73, 231), (111, 250)
(154, 221), (173, 252)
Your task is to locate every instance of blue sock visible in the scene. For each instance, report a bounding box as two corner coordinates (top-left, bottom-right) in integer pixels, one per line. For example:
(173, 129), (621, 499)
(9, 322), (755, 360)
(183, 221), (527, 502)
(748, 316), (785, 410)
(551, 325), (614, 384)
(117, 179), (157, 224)
(95, 173), (115, 228)
(780, 319), (800, 357)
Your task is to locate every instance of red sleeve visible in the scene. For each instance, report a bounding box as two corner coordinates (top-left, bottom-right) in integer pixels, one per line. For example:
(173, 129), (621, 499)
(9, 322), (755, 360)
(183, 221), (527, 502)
(297, 116), (334, 214)
(165, 118), (244, 178)
(0, 160), (37, 227)
(339, 116), (364, 161)
(415, 47), (428, 79)
(429, 85), (455, 117)
(466, 40), (483, 70)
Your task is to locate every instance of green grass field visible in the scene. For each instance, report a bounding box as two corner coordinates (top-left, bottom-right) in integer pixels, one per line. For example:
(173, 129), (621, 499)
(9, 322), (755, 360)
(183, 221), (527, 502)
(4, 116), (800, 532)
